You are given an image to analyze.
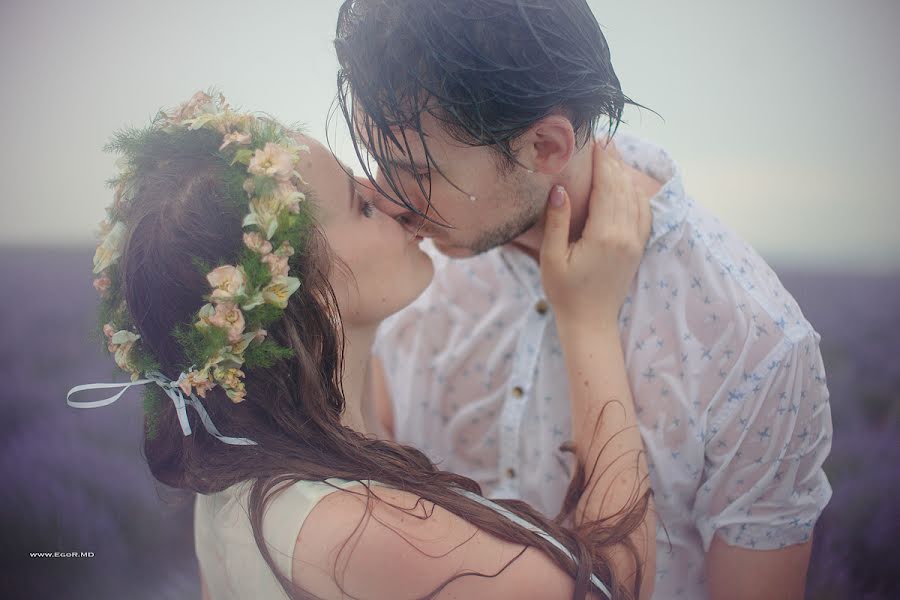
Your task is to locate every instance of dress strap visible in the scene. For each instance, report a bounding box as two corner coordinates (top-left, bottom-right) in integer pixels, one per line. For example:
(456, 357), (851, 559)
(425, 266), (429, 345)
(452, 487), (612, 599)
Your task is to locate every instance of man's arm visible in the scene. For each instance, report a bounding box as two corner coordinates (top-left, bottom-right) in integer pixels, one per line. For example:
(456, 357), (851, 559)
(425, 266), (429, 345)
(707, 534), (813, 600)
(694, 329), (831, 599)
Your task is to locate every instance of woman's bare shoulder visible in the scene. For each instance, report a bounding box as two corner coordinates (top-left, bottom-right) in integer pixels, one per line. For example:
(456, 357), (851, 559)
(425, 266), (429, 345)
(290, 484), (586, 599)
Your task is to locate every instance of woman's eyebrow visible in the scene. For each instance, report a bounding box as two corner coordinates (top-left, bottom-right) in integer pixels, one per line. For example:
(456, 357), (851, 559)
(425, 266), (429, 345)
(347, 174), (356, 210)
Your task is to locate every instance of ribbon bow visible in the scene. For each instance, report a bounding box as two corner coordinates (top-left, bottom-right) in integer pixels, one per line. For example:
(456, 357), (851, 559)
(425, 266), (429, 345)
(66, 371), (257, 446)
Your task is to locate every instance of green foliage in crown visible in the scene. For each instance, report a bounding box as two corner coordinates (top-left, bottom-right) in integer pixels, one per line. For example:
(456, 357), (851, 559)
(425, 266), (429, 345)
(92, 91), (312, 404)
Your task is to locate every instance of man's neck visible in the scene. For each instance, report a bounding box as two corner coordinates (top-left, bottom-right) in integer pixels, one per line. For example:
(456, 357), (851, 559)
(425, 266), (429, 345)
(511, 144), (594, 261)
(510, 146), (661, 262)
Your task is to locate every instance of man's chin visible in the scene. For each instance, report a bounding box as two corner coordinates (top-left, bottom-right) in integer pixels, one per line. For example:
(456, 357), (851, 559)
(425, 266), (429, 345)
(432, 241), (477, 259)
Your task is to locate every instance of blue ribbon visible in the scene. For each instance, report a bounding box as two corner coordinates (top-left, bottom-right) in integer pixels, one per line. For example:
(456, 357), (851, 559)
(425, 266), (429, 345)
(66, 371), (257, 446)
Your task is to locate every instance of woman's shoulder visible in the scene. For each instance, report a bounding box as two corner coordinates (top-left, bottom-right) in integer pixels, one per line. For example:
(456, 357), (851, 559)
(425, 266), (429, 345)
(195, 478), (379, 579)
(289, 484), (583, 600)
(194, 478), (384, 600)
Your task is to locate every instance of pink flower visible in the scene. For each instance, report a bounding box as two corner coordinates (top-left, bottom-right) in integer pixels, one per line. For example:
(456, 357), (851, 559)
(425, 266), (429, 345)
(167, 91), (213, 124)
(207, 302), (245, 343)
(243, 232), (272, 256)
(248, 142), (296, 182)
(252, 329), (267, 343)
(178, 370), (215, 398)
(207, 265), (246, 303)
(219, 131), (252, 151)
(261, 253), (290, 278)
(93, 275), (111, 296)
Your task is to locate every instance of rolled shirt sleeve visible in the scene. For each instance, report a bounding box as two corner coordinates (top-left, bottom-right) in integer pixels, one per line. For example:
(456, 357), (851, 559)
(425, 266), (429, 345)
(693, 330), (833, 551)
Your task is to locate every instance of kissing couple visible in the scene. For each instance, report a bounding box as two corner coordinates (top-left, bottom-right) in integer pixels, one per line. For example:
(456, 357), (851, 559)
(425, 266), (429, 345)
(70, 1), (832, 599)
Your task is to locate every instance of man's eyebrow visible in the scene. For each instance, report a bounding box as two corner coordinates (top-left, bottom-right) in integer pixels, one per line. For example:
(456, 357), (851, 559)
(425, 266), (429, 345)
(383, 158), (430, 174)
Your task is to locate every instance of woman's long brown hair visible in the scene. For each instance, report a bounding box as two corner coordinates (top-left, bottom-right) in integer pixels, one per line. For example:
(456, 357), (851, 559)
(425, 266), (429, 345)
(117, 128), (651, 599)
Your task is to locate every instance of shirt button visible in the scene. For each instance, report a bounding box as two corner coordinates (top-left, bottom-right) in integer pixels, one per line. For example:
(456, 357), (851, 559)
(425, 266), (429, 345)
(506, 467), (517, 479)
(535, 299), (549, 315)
(511, 386), (524, 398)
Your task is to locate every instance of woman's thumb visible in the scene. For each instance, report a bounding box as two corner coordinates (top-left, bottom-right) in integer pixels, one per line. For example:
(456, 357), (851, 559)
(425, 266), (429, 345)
(540, 185), (571, 266)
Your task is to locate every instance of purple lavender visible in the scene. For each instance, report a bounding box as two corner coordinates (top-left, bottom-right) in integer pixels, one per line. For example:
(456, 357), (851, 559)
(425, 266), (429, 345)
(1, 250), (897, 598)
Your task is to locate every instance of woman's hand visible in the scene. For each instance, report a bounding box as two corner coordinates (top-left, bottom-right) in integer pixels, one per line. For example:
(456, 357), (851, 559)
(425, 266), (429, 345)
(538, 141), (657, 597)
(539, 139), (652, 327)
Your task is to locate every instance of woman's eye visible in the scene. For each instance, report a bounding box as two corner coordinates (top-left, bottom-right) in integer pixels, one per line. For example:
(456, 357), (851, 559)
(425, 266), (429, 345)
(361, 200), (376, 218)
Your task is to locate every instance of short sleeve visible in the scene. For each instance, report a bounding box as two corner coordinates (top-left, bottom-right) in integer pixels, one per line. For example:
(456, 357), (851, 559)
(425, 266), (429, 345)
(692, 331), (833, 551)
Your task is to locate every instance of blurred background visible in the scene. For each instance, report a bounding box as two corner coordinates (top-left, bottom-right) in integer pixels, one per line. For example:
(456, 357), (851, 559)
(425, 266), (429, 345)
(1, 0), (897, 598)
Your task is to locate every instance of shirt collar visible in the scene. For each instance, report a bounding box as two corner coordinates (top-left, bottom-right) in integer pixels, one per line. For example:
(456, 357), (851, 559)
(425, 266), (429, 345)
(613, 130), (688, 246)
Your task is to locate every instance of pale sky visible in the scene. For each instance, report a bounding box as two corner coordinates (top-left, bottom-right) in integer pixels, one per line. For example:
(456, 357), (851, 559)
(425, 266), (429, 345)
(2, 0), (898, 272)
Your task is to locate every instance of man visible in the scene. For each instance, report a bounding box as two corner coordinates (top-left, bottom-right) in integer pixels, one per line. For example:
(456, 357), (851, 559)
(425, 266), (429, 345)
(335, 1), (833, 598)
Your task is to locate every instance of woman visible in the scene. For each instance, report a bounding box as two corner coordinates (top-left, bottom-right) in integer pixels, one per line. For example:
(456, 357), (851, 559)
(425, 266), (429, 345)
(69, 92), (653, 599)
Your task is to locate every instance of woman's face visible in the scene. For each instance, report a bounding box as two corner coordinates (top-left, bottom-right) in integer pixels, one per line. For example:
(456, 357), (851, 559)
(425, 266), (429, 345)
(299, 137), (434, 328)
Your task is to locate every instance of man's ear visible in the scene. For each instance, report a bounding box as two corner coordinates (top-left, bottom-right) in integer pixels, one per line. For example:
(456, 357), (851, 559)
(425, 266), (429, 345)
(519, 115), (577, 176)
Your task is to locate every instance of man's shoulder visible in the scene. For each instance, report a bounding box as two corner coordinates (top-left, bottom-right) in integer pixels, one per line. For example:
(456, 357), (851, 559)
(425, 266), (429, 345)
(639, 197), (815, 344)
(614, 130), (815, 342)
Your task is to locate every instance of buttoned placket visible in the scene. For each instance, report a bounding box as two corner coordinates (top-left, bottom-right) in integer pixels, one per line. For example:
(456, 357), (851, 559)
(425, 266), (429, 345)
(494, 249), (551, 496)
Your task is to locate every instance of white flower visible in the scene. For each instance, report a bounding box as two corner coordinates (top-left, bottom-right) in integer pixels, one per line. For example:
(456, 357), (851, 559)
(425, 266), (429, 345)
(262, 276), (301, 309)
(213, 366), (247, 403)
(242, 195), (283, 240)
(105, 328), (141, 380)
(93, 221), (126, 274)
(276, 182), (305, 214)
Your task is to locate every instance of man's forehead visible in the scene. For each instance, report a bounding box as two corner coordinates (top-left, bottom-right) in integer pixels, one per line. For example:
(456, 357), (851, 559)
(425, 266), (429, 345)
(357, 124), (434, 173)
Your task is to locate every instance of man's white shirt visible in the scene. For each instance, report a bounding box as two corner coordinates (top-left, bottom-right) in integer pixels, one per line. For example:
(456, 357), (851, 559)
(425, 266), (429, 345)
(374, 132), (832, 598)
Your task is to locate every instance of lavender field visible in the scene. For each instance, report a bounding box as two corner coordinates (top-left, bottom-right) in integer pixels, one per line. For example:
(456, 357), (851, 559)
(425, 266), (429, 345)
(2, 247), (898, 599)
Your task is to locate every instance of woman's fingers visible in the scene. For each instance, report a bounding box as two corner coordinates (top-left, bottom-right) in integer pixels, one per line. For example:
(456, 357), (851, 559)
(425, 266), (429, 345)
(539, 185), (571, 270)
(585, 140), (635, 243)
(583, 140), (613, 239)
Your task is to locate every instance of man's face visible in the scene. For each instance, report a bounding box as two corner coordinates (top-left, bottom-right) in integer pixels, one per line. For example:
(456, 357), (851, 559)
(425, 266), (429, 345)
(367, 112), (545, 258)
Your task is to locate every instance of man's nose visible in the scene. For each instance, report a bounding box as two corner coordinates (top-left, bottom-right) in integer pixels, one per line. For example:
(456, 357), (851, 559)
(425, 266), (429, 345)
(372, 193), (406, 218)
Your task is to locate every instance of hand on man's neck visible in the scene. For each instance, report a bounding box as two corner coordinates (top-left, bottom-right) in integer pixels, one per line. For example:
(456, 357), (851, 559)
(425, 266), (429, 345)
(509, 143), (662, 262)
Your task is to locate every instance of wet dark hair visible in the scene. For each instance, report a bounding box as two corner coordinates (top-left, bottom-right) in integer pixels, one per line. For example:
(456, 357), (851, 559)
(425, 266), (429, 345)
(116, 126), (650, 599)
(334, 0), (642, 224)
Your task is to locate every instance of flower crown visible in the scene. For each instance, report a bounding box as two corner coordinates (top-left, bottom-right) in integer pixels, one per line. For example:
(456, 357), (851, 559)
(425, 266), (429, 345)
(93, 91), (311, 404)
